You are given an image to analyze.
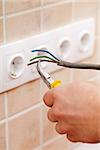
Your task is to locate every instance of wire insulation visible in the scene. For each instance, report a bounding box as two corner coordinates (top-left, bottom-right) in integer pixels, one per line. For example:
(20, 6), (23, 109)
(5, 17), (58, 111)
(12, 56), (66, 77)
(29, 49), (100, 71)
(58, 61), (100, 70)
(27, 59), (58, 66)
(31, 49), (60, 61)
(30, 55), (56, 62)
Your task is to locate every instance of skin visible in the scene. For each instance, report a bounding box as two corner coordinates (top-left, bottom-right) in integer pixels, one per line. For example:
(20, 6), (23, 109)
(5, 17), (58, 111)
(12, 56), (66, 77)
(43, 81), (100, 143)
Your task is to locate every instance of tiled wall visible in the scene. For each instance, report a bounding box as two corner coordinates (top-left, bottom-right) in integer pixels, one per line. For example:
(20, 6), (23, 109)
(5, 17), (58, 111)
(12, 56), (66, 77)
(0, 0), (100, 150)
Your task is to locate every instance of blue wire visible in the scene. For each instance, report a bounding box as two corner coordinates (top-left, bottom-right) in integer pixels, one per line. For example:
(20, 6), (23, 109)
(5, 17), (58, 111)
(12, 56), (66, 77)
(31, 49), (59, 61)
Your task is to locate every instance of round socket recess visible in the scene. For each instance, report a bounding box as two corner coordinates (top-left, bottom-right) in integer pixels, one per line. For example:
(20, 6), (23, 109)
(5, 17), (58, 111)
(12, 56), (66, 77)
(59, 38), (71, 60)
(79, 32), (92, 52)
(8, 54), (25, 79)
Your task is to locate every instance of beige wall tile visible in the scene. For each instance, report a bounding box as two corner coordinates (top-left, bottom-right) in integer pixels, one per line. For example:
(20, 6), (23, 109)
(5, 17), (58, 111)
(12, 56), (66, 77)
(51, 69), (72, 85)
(0, 19), (3, 44)
(73, 68), (98, 81)
(0, 94), (5, 121)
(42, 105), (58, 142)
(42, 3), (72, 32)
(97, 2), (100, 36)
(75, 0), (98, 3)
(0, 124), (6, 150)
(43, 0), (61, 5)
(97, 37), (100, 63)
(6, 0), (41, 14)
(93, 77), (100, 85)
(0, 1), (3, 16)
(73, 2), (97, 23)
(6, 10), (41, 42)
(43, 136), (79, 150)
(73, 39), (99, 81)
(8, 108), (40, 150)
(7, 79), (41, 116)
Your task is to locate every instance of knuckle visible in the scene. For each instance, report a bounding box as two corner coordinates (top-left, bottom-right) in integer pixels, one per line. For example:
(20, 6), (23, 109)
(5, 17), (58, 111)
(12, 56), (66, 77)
(55, 124), (62, 134)
(47, 110), (54, 122)
(43, 92), (49, 104)
(47, 110), (51, 121)
(55, 123), (67, 135)
(53, 107), (60, 118)
(67, 134), (78, 143)
(52, 90), (59, 100)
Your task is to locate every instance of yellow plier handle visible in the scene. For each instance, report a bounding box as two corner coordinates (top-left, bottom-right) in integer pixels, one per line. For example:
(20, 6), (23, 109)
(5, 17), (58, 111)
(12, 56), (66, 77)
(37, 61), (61, 89)
(51, 80), (61, 88)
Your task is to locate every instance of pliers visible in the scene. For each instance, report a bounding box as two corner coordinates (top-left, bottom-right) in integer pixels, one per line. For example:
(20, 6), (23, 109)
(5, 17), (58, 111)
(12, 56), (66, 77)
(37, 61), (61, 89)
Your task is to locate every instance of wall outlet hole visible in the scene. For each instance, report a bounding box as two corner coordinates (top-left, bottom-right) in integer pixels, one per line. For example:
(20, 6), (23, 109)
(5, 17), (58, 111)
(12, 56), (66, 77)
(80, 33), (91, 52)
(9, 55), (25, 79)
(59, 39), (71, 60)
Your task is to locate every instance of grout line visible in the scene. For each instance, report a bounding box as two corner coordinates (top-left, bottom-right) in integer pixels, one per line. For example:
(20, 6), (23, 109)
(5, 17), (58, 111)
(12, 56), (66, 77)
(40, 104), (43, 149)
(95, 1), (100, 79)
(41, 0), (73, 9)
(6, 0), (72, 18)
(7, 7), (41, 18)
(33, 135), (61, 150)
(96, 36), (100, 39)
(2, 0), (7, 44)
(0, 16), (3, 19)
(7, 102), (43, 121)
(40, 0), (44, 33)
(69, 69), (74, 82)
(41, 0), (44, 7)
(89, 75), (100, 82)
(96, 35), (100, 39)
(4, 92), (9, 150)
(0, 102), (43, 124)
(72, 0), (75, 22)
(0, 118), (6, 124)
(43, 135), (61, 147)
(39, 79), (44, 149)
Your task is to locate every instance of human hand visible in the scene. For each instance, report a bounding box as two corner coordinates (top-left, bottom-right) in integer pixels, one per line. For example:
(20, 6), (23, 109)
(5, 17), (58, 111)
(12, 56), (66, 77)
(43, 81), (100, 143)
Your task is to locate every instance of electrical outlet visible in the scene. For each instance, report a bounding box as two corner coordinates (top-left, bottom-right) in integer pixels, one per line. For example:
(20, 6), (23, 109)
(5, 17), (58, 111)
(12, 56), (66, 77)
(0, 18), (95, 93)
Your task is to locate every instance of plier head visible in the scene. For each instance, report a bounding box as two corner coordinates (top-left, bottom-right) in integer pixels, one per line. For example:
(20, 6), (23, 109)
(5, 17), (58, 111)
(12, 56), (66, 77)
(37, 61), (61, 89)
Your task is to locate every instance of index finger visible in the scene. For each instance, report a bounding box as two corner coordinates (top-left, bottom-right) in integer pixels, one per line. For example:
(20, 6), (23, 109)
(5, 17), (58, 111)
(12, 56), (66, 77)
(43, 90), (54, 107)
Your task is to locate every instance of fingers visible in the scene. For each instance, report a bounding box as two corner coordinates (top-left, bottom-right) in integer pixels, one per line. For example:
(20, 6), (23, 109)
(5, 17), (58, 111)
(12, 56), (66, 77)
(47, 108), (69, 135)
(43, 90), (54, 107)
(47, 109), (58, 122)
(55, 122), (69, 135)
(67, 134), (79, 143)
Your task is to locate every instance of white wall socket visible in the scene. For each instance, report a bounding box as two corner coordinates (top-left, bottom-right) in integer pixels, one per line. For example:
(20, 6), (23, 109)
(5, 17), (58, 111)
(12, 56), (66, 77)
(0, 18), (95, 93)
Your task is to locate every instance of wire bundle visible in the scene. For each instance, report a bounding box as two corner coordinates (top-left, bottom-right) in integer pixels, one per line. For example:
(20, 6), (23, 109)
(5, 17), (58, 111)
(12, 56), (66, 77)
(28, 49), (60, 66)
(28, 49), (100, 70)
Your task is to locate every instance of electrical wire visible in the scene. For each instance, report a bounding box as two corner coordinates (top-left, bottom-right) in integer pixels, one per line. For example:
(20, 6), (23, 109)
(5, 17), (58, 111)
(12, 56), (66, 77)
(58, 61), (100, 70)
(27, 59), (58, 66)
(29, 49), (100, 71)
(31, 49), (60, 61)
(30, 55), (56, 62)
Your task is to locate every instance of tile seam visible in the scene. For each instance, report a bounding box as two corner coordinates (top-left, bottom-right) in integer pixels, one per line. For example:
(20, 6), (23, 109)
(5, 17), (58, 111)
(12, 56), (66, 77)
(6, 0), (73, 18)
(2, 0), (7, 44)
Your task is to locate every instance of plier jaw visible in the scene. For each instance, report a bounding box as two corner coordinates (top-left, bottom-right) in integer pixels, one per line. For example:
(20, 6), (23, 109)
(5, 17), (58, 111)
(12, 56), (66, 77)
(37, 61), (61, 89)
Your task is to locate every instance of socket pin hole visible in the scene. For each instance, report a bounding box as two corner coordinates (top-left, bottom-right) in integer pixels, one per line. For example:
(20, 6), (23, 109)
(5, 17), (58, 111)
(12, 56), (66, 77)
(80, 33), (90, 52)
(59, 39), (71, 59)
(9, 55), (25, 79)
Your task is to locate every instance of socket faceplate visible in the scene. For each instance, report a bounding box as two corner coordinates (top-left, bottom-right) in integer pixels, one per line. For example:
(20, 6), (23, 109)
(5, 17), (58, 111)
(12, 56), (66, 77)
(0, 18), (95, 93)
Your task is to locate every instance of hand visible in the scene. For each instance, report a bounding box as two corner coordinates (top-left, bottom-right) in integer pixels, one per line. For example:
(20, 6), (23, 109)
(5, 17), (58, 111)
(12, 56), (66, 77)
(43, 81), (100, 143)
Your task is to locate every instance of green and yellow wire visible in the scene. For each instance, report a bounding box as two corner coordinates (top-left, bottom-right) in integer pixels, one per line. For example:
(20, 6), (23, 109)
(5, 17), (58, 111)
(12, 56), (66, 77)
(28, 55), (58, 66)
